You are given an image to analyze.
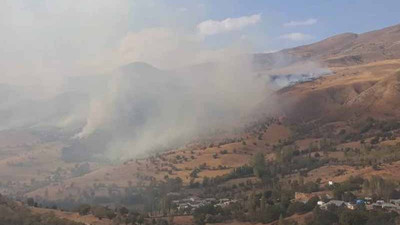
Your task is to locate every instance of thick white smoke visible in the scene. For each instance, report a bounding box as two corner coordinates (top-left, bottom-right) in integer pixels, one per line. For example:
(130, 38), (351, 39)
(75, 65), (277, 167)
(75, 56), (271, 160)
(0, 1), (330, 161)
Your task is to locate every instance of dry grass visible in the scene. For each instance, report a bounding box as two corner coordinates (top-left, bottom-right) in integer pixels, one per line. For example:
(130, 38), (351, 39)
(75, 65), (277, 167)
(262, 124), (291, 144)
(31, 207), (113, 225)
(0, 142), (76, 182)
(27, 124), (288, 200)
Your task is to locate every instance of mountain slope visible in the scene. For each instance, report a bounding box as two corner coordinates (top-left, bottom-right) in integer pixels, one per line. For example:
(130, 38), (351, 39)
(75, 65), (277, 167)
(277, 59), (400, 122)
(253, 24), (400, 123)
(255, 23), (400, 69)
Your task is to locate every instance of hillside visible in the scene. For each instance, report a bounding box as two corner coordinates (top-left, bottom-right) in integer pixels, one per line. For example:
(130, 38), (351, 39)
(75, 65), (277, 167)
(277, 59), (400, 122)
(1, 23), (400, 225)
(13, 23), (400, 203)
(255, 23), (400, 69)
(253, 24), (400, 123)
(0, 194), (84, 225)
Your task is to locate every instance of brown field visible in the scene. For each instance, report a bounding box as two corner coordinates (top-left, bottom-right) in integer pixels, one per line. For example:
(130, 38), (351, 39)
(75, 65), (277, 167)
(294, 161), (400, 186)
(31, 207), (113, 225)
(0, 142), (69, 182)
(4, 22), (400, 225)
(0, 130), (40, 148)
(211, 212), (311, 225)
(279, 59), (400, 122)
(262, 124), (291, 144)
(26, 123), (289, 200)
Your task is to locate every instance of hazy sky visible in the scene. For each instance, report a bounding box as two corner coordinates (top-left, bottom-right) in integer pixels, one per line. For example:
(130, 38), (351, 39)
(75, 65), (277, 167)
(123, 0), (400, 51)
(1, 0), (400, 89)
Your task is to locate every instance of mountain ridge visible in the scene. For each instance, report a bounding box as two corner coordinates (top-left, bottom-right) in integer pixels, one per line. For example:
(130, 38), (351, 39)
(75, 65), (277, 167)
(255, 23), (400, 69)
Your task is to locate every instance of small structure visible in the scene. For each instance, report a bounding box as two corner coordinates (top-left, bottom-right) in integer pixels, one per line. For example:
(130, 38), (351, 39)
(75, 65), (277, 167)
(356, 199), (365, 205)
(376, 200), (385, 205)
(390, 199), (400, 206)
(345, 202), (356, 210)
(364, 197), (373, 205)
(204, 198), (216, 203)
(167, 192), (181, 197)
(174, 197), (236, 214)
(381, 203), (400, 210)
(320, 200), (345, 210)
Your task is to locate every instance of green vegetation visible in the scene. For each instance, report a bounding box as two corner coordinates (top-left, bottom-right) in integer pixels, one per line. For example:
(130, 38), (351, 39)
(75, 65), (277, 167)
(307, 206), (399, 225)
(0, 195), (84, 225)
(251, 152), (267, 178)
(6, 117), (400, 225)
(362, 176), (399, 201)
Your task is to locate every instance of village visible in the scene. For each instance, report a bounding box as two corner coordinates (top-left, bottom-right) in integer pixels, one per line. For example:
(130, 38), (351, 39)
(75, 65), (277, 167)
(293, 181), (400, 213)
(165, 178), (400, 218)
(318, 198), (400, 211)
(170, 196), (238, 215)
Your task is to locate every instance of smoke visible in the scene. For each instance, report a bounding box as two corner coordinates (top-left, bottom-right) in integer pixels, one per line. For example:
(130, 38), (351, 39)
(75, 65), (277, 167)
(0, 1), (330, 161)
(75, 56), (271, 160)
(263, 61), (331, 88)
(253, 52), (331, 88)
(0, 0), (130, 94)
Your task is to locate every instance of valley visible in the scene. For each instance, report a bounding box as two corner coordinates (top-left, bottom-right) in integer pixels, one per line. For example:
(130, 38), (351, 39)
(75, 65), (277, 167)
(1, 19), (400, 225)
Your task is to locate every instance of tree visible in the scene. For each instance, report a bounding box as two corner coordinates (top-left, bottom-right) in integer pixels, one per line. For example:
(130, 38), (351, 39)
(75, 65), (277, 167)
(339, 210), (368, 225)
(362, 176), (396, 200)
(0, 195), (86, 225)
(248, 191), (258, 213)
(251, 152), (266, 178)
(27, 198), (35, 207)
(202, 176), (210, 187)
(305, 196), (319, 211)
(278, 214), (284, 225)
(287, 201), (306, 216)
(307, 207), (338, 225)
(119, 206), (129, 215)
(260, 193), (266, 211)
(190, 168), (200, 178)
(259, 205), (282, 223)
(92, 206), (115, 220)
(77, 204), (91, 215)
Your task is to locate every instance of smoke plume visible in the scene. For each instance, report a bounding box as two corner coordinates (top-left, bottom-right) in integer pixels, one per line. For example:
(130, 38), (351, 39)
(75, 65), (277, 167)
(0, 1), (330, 161)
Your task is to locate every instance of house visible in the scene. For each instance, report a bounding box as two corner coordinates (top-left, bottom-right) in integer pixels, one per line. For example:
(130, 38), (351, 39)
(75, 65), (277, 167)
(219, 198), (230, 203)
(189, 197), (200, 202)
(376, 200), (385, 205)
(177, 203), (190, 211)
(174, 197), (236, 214)
(356, 199), (365, 205)
(369, 202), (400, 211)
(381, 203), (400, 211)
(214, 199), (237, 208)
(364, 197), (373, 204)
(371, 203), (383, 210)
(390, 199), (400, 206)
(167, 192), (181, 197)
(320, 200), (345, 210)
(204, 198), (216, 203)
(345, 202), (356, 210)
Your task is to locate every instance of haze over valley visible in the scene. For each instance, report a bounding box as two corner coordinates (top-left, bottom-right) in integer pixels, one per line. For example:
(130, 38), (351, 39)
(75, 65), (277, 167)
(2, 1), (400, 225)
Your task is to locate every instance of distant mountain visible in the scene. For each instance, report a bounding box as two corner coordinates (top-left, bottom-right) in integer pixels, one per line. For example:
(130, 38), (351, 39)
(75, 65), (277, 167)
(0, 84), (88, 130)
(119, 61), (162, 75)
(255, 23), (400, 69)
(259, 24), (400, 122)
